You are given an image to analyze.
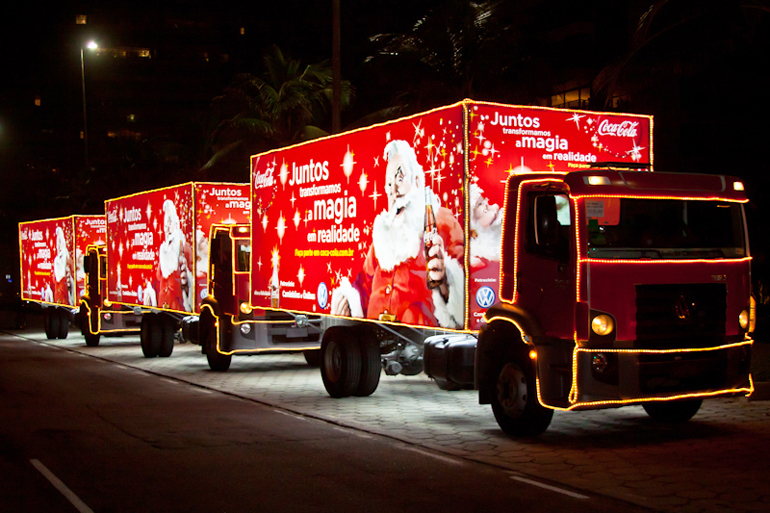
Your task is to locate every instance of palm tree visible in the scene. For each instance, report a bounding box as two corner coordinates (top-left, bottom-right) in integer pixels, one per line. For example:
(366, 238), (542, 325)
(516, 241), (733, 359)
(202, 45), (353, 177)
(363, 0), (554, 115)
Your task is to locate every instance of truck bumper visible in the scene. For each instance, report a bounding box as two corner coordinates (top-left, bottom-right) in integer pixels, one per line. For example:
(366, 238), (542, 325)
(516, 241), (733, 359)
(567, 340), (753, 408)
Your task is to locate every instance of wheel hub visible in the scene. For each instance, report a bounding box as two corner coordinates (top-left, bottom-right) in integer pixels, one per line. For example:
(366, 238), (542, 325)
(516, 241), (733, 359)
(496, 363), (528, 418)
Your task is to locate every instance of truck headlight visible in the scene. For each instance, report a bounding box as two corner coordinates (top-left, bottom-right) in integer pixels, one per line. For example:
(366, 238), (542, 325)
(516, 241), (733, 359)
(240, 323), (251, 335)
(591, 314), (614, 336)
(239, 301), (252, 315)
(739, 309), (750, 330)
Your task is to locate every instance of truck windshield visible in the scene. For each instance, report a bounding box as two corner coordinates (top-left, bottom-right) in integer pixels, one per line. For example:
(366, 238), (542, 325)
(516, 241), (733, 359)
(585, 198), (746, 259)
(236, 241), (251, 272)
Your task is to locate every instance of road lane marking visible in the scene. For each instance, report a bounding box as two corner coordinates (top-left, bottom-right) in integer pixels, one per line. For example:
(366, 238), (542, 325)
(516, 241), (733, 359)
(400, 445), (465, 466)
(30, 459), (95, 513)
(511, 475), (589, 499)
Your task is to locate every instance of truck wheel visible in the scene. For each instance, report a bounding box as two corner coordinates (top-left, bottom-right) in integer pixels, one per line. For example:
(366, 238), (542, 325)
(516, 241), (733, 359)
(56, 309), (69, 339)
(158, 316), (175, 357)
(303, 350), (321, 367)
(44, 309), (59, 340)
(140, 315), (161, 358)
(320, 329), (361, 398)
(491, 350), (553, 437)
(643, 399), (702, 423)
(84, 329), (101, 347)
(201, 310), (231, 372)
(353, 331), (381, 397)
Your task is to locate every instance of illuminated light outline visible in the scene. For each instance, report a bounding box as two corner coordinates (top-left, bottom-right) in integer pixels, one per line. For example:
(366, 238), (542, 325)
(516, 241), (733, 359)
(547, 340), (755, 411)
(498, 177), (566, 305)
(250, 102), (469, 333)
(105, 182), (249, 318)
(19, 214), (103, 308)
(80, 243), (141, 337)
(200, 303), (318, 357)
(462, 101), (471, 330)
(247, 100), (651, 333)
(574, 193), (748, 203)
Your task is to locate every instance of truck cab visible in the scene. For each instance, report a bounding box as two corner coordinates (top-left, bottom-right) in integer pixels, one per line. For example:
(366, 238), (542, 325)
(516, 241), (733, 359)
(194, 224), (324, 371)
(79, 244), (142, 347)
(428, 168), (755, 436)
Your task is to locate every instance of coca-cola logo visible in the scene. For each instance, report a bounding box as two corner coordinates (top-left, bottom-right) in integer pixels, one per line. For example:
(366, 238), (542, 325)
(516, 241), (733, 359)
(598, 119), (639, 138)
(253, 168), (275, 190)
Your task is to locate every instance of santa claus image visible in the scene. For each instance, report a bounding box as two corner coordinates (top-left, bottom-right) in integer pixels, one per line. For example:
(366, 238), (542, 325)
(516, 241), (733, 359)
(469, 183), (503, 271)
(331, 139), (465, 328)
(157, 199), (193, 312)
(52, 226), (74, 305)
(195, 228), (210, 303)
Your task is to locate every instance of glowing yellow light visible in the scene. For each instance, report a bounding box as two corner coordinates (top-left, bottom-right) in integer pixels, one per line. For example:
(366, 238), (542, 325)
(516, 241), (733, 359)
(734, 181), (745, 191)
(529, 349), (537, 360)
(591, 314), (614, 336)
(739, 309), (750, 330)
(586, 176), (610, 185)
(239, 301), (252, 315)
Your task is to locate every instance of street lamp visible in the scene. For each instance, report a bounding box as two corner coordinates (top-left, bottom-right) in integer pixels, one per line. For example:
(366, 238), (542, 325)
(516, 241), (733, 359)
(80, 41), (97, 170)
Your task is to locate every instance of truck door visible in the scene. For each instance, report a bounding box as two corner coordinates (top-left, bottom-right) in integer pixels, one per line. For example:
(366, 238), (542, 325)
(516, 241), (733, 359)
(515, 184), (575, 340)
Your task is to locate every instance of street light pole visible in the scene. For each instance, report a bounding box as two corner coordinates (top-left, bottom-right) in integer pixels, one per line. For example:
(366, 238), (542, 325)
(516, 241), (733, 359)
(80, 41), (97, 170)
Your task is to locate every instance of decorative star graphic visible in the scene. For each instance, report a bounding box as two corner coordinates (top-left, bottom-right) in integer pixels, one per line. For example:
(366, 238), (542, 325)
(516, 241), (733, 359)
(369, 181), (382, 211)
(568, 113), (585, 128)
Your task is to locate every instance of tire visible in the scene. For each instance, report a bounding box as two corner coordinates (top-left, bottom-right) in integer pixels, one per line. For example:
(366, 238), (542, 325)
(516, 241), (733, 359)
(56, 309), (69, 339)
(84, 329), (101, 347)
(353, 330), (381, 397)
(158, 316), (176, 357)
(303, 350), (321, 367)
(320, 328), (362, 398)
(140, 314), (161, 358)
(491, 348), (553, 437)
(643, 399), (702, 423)
(44, 309), (59, 340)
(201, 309), (231, 372)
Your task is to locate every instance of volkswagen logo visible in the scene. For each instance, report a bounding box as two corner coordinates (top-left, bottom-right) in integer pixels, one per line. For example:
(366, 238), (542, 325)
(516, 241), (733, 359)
(476, 286), (496, 309)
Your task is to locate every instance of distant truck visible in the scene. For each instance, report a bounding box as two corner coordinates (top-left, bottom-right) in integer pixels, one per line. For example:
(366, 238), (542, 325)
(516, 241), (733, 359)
(80, 182), (250, 356)
(245, 99), (755, 436)
(19, 215), (106, 339)
(195, 223), (324, 371)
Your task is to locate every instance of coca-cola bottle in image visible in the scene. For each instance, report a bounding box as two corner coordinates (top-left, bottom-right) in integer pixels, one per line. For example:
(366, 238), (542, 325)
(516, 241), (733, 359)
(424, 187), (441, 289)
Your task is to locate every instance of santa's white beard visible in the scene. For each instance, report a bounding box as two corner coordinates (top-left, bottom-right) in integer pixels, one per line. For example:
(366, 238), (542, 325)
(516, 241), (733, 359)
(372, 185), (425, 271)
(471, 212), (503, 262)
(53, 250), (69, 282)
(159, 232), (182, 278)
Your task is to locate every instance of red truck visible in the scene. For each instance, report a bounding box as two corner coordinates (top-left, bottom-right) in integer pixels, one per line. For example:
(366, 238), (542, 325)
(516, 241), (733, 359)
(80, 182), (250, 355)
(221, 99), (754, 436)
(19, 215), (105, 339)
(196, 223), (324, 371)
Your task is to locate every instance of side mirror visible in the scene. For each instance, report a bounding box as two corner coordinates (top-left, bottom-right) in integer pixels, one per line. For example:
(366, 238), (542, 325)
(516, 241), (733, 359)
(535, 195), (559, 246)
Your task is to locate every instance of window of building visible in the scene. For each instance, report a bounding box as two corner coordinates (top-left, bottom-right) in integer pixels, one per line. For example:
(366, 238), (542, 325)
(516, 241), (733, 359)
(34, 96), (41, 107)
(76, 15), (87, 25)
(551, 87), (590, 109)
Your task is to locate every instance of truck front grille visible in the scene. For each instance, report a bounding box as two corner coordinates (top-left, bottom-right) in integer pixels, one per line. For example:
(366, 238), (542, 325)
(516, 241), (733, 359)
(635, 283), (726, 349)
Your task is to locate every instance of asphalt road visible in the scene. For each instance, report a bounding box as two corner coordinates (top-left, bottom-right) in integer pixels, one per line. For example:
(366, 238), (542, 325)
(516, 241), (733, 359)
(0, 330), (652, 513)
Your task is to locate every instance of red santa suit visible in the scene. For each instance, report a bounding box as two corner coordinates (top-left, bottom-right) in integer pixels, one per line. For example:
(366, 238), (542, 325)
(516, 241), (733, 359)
(52, 227), (73, 305)
(340, 206), (465, 328)
(157, 235), (193, 312)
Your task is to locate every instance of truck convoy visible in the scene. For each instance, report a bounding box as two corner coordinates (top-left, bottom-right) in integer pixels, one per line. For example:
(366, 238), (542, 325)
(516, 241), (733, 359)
(80, 182), (250, 356)
(19, 215), (106, 339)
(244, 99), (755, 436)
